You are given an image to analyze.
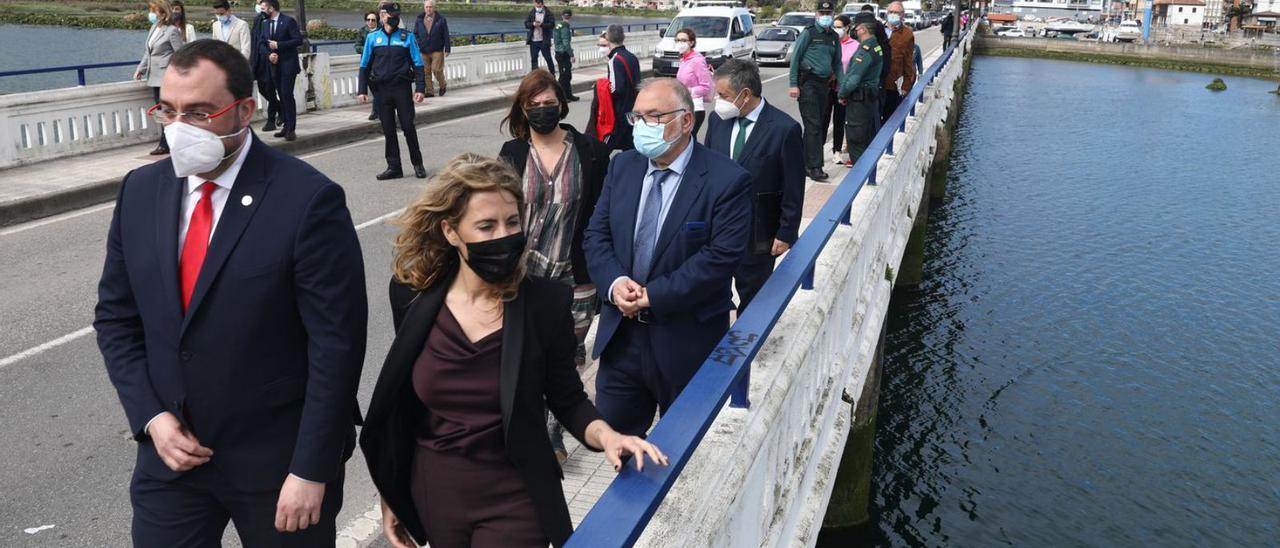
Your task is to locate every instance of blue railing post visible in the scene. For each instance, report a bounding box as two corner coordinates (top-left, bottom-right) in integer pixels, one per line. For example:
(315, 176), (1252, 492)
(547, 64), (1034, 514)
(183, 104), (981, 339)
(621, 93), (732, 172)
(729, 367), (750, 408)
(841, 204), (852, 225)
(77, 68), (86, 87)
(868, 163), (877, 186)
(801, 264), (815, 290)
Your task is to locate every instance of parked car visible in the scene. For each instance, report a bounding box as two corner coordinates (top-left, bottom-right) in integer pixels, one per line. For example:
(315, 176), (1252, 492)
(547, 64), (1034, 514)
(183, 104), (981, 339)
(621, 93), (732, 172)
(754, 26), (797, 66)
(775, 11), (815, 33)
(654, 4), (757, 76)
(994, 25), (1025, 37)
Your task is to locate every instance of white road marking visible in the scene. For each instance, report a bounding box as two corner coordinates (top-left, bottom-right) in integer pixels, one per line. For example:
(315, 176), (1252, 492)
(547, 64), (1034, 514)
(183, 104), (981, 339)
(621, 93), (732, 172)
(355, 208), (405, 230)
(0, 327), (94, 371)
(0, 203), (115, 237)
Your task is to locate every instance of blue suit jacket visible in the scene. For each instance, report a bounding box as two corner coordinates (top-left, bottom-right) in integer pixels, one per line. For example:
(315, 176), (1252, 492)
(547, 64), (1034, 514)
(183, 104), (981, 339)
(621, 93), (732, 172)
(583, 143), (752, 386)
(704, 102), (806, 254)
(257, 13), (303, 77)
(94, 136), (367, 491)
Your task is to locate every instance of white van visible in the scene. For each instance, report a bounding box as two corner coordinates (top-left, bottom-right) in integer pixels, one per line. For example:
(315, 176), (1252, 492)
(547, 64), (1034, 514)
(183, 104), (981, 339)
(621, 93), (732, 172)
(653, 4), (757, 77)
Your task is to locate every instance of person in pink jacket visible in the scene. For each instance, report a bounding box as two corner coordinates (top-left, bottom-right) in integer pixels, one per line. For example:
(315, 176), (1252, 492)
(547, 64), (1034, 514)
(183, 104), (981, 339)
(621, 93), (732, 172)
(674, 28), (714, 141)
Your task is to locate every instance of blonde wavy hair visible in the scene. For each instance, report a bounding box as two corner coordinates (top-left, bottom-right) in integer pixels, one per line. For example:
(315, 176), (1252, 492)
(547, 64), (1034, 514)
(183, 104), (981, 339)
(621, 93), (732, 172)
(148, 0), (174, 27)
(392, 153), (528, 300)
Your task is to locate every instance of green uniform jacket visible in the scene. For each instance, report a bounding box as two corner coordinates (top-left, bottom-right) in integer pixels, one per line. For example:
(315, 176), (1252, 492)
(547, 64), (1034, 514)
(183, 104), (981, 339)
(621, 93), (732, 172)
(839, 37), (884, 99)
(788, 23), (842, 87)
(553, 21), (574, 53)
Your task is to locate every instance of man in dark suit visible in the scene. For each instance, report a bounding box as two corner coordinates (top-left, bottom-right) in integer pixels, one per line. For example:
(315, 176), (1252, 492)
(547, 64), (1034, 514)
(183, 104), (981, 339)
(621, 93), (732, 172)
(94, 40), (367, 546)
(524, 0), (556, 73)
(705, 59), (805, 313)
(589, 24), (639, 151)
(257, 0), (302, 140)
(249, 3), (281, 131)
(583, 77), (753, 436)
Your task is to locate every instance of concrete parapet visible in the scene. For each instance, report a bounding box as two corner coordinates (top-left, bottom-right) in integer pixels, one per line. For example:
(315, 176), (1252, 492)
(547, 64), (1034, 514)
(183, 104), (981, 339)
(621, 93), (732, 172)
(631, 31), (975, 548)
(975, 35), (1280, 78)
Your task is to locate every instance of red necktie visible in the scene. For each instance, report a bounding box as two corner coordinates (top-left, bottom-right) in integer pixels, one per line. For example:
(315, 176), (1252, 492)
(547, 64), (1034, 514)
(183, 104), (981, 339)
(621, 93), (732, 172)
(180, 182), (217, 312)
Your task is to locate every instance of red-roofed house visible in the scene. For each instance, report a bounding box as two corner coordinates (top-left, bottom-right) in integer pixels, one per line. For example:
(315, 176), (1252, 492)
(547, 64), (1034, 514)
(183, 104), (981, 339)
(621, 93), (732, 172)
(1155, 0), (1206, 27)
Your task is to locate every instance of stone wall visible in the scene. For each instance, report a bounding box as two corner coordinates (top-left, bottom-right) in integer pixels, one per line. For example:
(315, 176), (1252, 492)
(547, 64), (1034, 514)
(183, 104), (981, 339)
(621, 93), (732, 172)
(976, 35), (1280, 77)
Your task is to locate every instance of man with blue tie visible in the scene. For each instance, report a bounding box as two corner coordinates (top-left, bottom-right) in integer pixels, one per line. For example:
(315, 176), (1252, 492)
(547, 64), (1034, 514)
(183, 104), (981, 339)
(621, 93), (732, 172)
(584, 77), (753, 436)
(94, 40), (366, 546)
(705, 59), (806, 312)
(257, 0), (302, 141)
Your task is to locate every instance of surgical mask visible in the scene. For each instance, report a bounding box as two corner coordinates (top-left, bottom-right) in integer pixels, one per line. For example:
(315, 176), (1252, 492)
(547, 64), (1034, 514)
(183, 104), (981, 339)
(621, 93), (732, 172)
(461, 232), (527, 284)
(598, 45), (610, 55)
(255, 4), (264, 14)
(526, 105), (561, 135)
(833, 26), (846, 38)
(387, 14), (400, 28)
(888, 13), (902, 26)
(714, 90), (746, 120)
(218, 15), (231, 24)
(632, 117), (681, 160)
(148, 12), (158, 25)
(164, 122), (248, 178)
(675, 42), (690, 54)
(817, 15), (833, 27)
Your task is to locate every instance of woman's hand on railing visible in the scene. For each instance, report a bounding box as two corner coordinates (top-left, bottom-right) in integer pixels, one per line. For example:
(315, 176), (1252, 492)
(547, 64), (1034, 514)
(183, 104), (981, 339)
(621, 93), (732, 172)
(380, 497), (415, 548)
(586, 420), (669, 472)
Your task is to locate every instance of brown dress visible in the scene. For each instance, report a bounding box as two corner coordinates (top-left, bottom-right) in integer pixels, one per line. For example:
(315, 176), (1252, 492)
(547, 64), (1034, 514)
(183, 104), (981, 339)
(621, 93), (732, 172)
(409, 306), (548, 548)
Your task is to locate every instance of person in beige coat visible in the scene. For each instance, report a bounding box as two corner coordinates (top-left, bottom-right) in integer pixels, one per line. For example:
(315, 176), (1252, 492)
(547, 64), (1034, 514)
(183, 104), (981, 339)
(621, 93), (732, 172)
(134, 0), (186, 155)
(210, 0), (252, 61)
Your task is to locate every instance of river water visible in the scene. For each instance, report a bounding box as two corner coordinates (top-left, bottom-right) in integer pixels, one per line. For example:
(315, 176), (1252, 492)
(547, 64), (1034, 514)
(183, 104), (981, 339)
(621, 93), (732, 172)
(0, 8), (666, 93)
(857, 56), (1280, 546)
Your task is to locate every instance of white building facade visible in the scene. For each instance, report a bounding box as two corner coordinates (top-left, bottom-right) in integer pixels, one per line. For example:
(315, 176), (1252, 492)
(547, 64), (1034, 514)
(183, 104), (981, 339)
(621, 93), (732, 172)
(1010, 0), (1105, 19)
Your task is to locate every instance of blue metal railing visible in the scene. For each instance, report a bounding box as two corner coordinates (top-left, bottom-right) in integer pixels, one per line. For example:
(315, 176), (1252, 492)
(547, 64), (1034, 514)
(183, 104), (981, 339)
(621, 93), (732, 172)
(0, 24), (669, 87)
(566, 27), (971, 547)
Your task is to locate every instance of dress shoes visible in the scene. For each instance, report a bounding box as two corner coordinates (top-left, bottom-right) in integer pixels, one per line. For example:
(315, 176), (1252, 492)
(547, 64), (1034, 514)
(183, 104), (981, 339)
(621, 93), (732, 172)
(149, 145), (169, 155)
(808, 168), (829, 182)
(273, 129), (287, 138)
(376, 167), (404, 180)
(367, 112), (379, 121)
(262, 121), (277, 132)
(413, 165), (427, 179)
(438, 86), (446, 97)
(284, 131), (296, 142)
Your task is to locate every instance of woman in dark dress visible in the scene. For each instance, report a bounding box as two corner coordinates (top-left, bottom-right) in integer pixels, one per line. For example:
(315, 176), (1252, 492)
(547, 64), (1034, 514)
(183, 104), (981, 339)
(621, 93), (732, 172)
(360, 153), (666, 548)
(497, 69), (612, 463)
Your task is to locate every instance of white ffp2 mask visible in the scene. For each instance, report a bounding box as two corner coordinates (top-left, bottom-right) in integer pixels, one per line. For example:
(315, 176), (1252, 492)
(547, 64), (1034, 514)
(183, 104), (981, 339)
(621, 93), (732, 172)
(164, 122), (248, 178)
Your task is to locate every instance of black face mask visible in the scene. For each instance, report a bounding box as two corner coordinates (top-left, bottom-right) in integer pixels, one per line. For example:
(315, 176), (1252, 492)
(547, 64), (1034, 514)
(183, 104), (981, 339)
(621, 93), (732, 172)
(386, 15), (400, 28)
(461, 232), (527, 284)
(526, 105), (561, 135)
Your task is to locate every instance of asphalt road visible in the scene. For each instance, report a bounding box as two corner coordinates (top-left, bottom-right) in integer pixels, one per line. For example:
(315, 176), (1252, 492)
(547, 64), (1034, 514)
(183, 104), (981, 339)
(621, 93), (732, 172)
(0, 27), (939, 546)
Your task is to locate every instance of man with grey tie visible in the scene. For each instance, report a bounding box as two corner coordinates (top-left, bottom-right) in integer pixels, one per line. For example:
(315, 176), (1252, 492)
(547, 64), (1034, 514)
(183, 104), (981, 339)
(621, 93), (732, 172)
(583, 77), (753, 436)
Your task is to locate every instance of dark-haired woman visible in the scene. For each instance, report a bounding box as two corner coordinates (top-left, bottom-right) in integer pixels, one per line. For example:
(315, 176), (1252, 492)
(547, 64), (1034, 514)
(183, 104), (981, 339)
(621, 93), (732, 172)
(360, 153), (665, 548)
(497, 69), (611, 463)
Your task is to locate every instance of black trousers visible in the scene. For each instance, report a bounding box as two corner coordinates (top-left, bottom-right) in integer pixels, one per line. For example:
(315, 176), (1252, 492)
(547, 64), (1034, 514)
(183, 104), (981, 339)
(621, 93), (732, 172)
(529, 40), (555, 73)
(596, 322), (678, 437)
(736, 254), (777, 314)
(555, 51), (574, 96)
(130, 464), (345, 547)
(273, 67), (298, 131)
(151, 87), (168, 149)
(376, 82), (424, 169)
(845, 95), (880, 163)
(880, 88), (902, 124)
(943, 34), (952, 50)
(255, 72), (281, 125)
(797, 78), (831, 170)
(692, 110), (706, 143)
(824, 87), (847, 153)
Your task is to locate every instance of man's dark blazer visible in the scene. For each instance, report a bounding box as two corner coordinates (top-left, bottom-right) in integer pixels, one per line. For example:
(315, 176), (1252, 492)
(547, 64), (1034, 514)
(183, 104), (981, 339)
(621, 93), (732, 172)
(360, 271), (602, 547)
(524, 7), (556, 44)
(413, 11), (452, 54)
(94, 135), (367, 491)
(583, 143), (753, 388)
(704, 101), (805, 255)
(257, 13), (303, 77)
(250, 11), (269, 79)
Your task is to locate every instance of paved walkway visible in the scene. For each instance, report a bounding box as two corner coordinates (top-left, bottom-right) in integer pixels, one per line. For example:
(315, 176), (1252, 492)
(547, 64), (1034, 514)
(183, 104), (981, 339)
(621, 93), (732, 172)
(0, 64), (618, 226)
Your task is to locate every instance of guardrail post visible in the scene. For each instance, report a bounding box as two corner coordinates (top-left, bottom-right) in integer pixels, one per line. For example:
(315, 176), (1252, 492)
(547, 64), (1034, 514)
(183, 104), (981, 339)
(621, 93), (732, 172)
(801, 264), (815, 290)
(868, 163), (877, 186)
(841, 204), (852, 225)
(77, 68), (86, 87)
(729, 367), (750, 408)
(470, 35), (477, 46)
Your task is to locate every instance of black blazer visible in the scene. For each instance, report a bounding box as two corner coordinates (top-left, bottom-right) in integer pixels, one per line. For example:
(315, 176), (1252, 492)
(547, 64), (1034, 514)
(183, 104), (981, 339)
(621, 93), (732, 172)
(359, 271), (602, 547)
(257, 14), (303, 77)
(704, 101), (806, 255)
(94, 135), (368, 490)
(524, 7), (556, 44)
(498, 124), (611, 285)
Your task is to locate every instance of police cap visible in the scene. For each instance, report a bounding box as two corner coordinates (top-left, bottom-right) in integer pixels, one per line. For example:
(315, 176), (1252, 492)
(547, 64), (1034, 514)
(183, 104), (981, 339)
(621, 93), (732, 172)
(854, 12), (878, 26)
(382, 2), (401, 14)
(816, 0), (835, 12)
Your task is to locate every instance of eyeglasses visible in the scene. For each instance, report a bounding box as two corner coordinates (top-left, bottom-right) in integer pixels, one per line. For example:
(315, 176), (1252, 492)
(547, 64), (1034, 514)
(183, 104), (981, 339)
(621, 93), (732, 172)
(147, 98), (246, 126)
(366, 17), (376, 22)
(625, 109), (686, 127)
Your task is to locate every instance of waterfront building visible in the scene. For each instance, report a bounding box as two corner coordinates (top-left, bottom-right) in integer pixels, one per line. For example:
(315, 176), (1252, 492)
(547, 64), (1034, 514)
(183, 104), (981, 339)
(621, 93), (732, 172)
(1009, 0), (1104, 20)
(1154, 0), (1206, 26)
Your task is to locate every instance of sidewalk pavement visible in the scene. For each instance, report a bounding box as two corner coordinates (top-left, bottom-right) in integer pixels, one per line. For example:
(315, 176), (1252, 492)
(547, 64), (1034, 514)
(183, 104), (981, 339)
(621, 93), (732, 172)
(0, 65), (625, 227)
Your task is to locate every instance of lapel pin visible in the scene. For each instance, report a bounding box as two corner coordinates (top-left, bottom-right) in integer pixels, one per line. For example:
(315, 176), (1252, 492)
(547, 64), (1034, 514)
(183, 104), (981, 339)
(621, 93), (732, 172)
(241, 195), (253, 207)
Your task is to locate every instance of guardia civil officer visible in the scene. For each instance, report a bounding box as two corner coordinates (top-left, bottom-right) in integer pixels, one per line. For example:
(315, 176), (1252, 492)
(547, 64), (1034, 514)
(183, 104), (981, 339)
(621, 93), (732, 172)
(358, 2), (428, 180)
(787, 0), (842, 182)
(838, 21), (883, 163)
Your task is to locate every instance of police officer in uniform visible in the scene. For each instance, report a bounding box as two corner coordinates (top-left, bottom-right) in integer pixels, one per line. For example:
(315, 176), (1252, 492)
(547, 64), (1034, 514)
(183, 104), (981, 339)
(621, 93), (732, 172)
(358, 2), (428, 180)
(788, 0), (842, 182)
(838, 21), (883, 163)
